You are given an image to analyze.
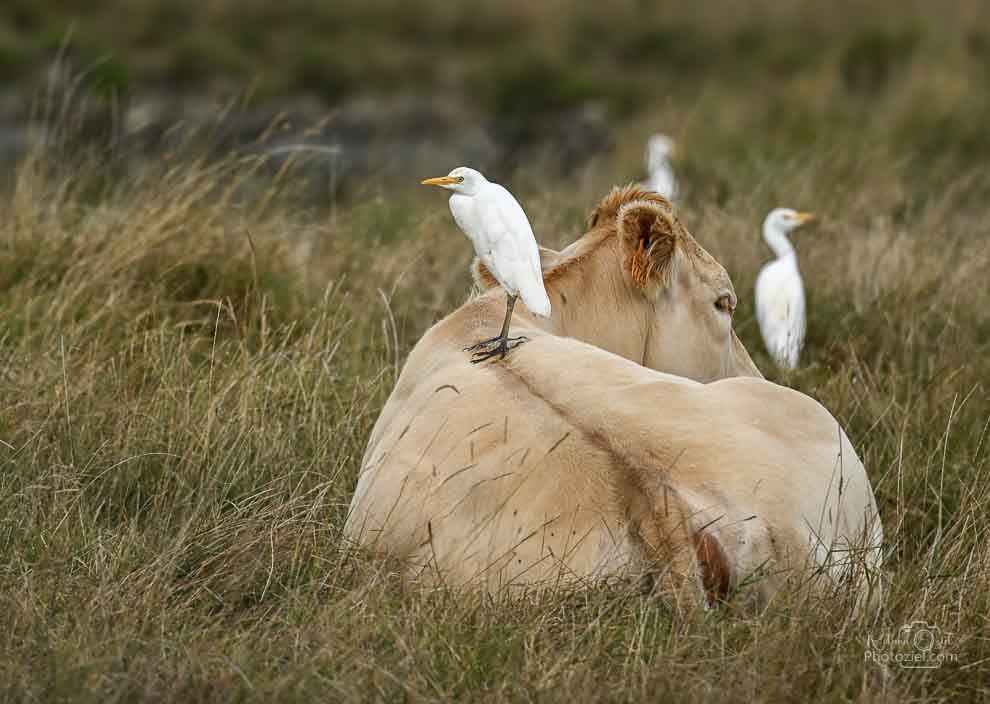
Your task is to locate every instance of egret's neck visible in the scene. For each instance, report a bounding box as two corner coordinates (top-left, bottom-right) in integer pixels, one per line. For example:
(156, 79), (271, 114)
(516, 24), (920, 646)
(648, 153), (672, 174)
(763, 222), (796, 260)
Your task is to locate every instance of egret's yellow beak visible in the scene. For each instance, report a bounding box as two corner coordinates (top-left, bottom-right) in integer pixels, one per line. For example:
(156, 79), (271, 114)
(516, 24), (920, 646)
(421, 176), (460, 186)
(795, 212), (816, 225)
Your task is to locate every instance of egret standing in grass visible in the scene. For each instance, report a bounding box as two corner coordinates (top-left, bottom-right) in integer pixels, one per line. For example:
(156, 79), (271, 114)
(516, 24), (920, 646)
(422, 167), (551, 363)
(754, 208), (816, 370)
(645, 134), (679, 202)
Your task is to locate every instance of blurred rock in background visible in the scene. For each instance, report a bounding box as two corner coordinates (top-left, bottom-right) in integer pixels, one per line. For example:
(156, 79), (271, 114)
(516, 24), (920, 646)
(0, 63), (612, 195)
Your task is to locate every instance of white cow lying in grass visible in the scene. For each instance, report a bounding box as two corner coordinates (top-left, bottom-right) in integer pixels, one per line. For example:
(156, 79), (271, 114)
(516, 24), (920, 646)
(345, 186), (883, 610)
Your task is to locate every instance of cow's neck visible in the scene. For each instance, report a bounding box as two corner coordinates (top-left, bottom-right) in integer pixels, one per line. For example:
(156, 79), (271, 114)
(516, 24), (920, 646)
(536, 243), (650, 365)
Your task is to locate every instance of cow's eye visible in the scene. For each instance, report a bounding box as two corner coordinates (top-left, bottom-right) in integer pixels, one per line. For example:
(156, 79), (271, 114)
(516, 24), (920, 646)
(715, 294), (735, 315)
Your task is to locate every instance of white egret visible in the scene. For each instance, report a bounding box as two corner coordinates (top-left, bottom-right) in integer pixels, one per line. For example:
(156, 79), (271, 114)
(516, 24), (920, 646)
(422, 167), (551, 363)
(754, 208), (815, 370)
(645, 134), (679, 201)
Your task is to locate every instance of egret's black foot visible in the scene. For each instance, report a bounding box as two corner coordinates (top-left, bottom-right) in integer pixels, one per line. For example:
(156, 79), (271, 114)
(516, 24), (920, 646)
(463, 336), (502, 352)
(468, 336), (528, 364)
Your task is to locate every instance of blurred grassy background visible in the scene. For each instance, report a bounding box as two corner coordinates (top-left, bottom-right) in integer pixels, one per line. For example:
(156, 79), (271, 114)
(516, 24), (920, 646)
(2, 1), (990, 701)
(3, 0), (990, 175)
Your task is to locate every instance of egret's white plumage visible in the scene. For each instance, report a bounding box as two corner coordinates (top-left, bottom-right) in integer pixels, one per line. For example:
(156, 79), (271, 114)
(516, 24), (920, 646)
(754, 208), (815, 370)
(645, 134), (679, 201)
(422, 167), (550, 362)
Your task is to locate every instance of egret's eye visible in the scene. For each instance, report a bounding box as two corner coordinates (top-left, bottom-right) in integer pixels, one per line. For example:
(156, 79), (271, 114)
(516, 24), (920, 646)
(456, 176), (465, 183)
(715, 294), (735, 315)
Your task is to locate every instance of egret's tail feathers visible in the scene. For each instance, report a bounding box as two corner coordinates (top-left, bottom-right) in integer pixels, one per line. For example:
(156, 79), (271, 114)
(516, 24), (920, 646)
(519, 281), (552, 318)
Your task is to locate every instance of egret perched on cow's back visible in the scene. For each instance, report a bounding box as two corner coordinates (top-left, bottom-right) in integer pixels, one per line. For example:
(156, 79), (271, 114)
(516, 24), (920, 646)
(754, 208), (815, 370)
(645, 134), (679, 202)
(422, 167), (551, 363)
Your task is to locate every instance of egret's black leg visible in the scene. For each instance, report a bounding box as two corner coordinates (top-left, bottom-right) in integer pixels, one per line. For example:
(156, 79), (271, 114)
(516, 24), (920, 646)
(464, 294), (517, 352)
(465, 294), (529, 363)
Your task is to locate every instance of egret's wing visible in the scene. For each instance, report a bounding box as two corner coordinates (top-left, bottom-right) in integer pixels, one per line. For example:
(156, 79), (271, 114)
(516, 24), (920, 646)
(755, 262), (806, 368)
(477, 185), (551, 316)
(472, 187), (523, 283)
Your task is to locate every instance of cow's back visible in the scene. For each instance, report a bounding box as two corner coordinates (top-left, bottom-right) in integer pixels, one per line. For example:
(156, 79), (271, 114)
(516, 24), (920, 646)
(345, 325), (642, 590)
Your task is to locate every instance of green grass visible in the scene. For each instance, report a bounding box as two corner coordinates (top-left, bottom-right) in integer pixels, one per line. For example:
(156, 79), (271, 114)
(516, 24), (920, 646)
(2, 1), (990, 701)
(3, 1), (989, 153)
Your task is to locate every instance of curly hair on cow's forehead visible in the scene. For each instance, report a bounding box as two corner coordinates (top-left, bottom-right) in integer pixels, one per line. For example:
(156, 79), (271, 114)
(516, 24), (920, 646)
(587, 183), (673, 229)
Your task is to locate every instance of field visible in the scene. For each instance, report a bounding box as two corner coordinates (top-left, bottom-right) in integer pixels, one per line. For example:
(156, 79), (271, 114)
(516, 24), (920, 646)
(2, 1), (990, 701)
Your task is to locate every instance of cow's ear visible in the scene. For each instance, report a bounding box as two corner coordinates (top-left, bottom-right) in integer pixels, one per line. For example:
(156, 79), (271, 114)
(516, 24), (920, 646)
(616, 200), (678, 288)
(536, 246), (562, 271)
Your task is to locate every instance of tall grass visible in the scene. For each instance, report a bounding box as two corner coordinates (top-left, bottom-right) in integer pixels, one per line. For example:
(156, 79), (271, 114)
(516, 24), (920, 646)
(3, 1), (990, 700)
